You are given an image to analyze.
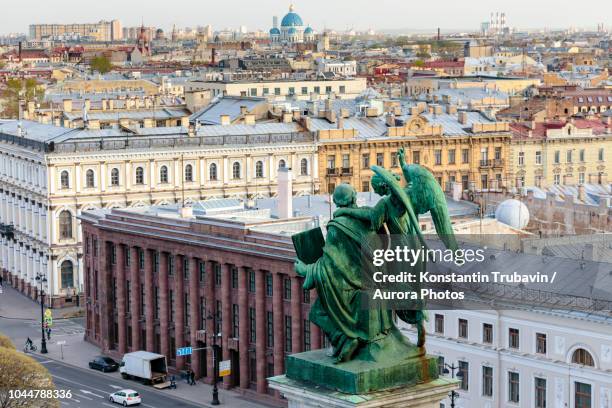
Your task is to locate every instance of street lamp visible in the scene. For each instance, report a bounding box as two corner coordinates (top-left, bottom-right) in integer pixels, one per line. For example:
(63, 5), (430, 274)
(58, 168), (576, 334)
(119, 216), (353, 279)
(35, 272), (48, 354)
(443, 363), (464, 408)
(206, 309), (221, 405)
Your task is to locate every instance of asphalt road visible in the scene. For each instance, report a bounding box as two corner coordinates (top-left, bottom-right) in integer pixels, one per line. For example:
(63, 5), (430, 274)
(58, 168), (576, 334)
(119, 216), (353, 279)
(28, 354), (202, 408)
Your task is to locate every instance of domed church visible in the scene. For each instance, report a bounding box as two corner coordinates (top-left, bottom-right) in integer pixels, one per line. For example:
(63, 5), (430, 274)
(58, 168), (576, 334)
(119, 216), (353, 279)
(270, 5), (315, 44)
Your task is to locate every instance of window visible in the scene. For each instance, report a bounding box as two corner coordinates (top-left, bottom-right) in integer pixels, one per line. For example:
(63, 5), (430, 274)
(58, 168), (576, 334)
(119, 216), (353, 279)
(412, 151), (420, 164)
(376, 153), (384, 166)
(599, 148), (604, 161)
(301, 87), (308, 95)
(572, 348), (594, 366)
(209, 163), (218, 181)
(342, 154), (349, 169)
(391, 152), (398, 167)
(135, 167), (144, 184)
(303, 319), (311, 350)
(482, 366), (493, 397)
(458, 361), (469, 390)
(362, 180), (370, 192)
(60, 260), (74, 288)
(168, 255), (175, 276)
(339, 85), (346, 94)
(536, 333), (547, 354)
(434, 314), (444, 334)
(554, 150), (560, 164)
(110, 168), (120, 186)
(458, 318), (468, 339)
(437, 356), (444, 375)
(59, 211), (72, 239)
(184, 164), (193, 182)
(303, 288), (310, 304)
(248, 270), (255, 293)
(288, 87), (295, 96)
(284, 315), (292, 352)
(579, 172), (585, 184)
(231, 267), (238, 289)
(300, 158), (308, 176)
(266, 311), (273, 348)
(86, 169), (95, 188)
(265, 272), (273, 297)
(274, 87), (280, 96)
(535, 377), (546, 408)
(362, 154), (370, 168)
(60, 171), (70, 189)
(535, 151), (542, 164)
(494, 146), (502, 160)
(327, 155), (335, 169)
(249, 307), (256, 342)
(278, 159), (286, 169)
(232, 162), (241, 179)
(508, 372), (519, 403)
(579, 149), (585, 162)
(283, 278), (291, 300)
(232, 304), (239, 337)
(518, 151), (524, 165)
(448, 149), (456, 164)
(325, 86), (332, 94)
(138, 249), (145, 270)
(159, 165), (168, 183)
(462, 149), (469, 164)
(314, 86), (320, 94)
(255, 161), (264, 178)
(575, 382), (591, 408)
(198, 261), (205, 283)
(566, 150), (572, 163)
(214, 263), (221, 286)
(434, 149), (442, 165)
(483, 323), (493, 344)
(553, 174), (560, 185)
(509, 328), (519, 349)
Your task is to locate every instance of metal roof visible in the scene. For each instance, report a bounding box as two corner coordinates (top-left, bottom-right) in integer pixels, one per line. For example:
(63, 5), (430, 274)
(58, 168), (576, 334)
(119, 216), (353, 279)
(190, 97), (267, 125)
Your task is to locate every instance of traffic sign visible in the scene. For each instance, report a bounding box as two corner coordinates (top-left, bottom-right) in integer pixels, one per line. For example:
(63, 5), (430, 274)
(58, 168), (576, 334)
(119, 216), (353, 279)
(176, 347), (193, 357)
(219, 360), (231, 377)
(56, 341), (66, 345)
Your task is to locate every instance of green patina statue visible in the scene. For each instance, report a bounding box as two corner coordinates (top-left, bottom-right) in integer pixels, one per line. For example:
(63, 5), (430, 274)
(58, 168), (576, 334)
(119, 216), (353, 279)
(294, 148), (458, 365)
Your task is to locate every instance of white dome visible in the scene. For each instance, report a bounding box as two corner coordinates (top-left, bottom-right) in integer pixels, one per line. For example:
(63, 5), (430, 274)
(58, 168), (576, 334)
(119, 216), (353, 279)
(495, 199), (529, 229)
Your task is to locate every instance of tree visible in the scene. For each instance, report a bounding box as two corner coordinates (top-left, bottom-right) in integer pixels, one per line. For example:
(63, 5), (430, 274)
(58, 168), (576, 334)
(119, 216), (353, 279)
(413, 60), (425, 68)
(90, 55), (112, 74)
(0, 347), (59, 408)
(0, 78), (42, 119)
(0, 333), (14, 350)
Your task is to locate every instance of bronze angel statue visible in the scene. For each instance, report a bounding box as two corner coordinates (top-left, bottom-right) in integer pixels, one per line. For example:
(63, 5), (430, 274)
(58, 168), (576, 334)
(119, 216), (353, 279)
(294, 147), (457, 363)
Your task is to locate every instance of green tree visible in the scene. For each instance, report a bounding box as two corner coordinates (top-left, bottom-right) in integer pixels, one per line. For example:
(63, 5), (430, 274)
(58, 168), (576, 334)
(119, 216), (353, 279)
(413, 60), (425, 68)
(0, 78), (42, 119)
(90, 55), (112, 74)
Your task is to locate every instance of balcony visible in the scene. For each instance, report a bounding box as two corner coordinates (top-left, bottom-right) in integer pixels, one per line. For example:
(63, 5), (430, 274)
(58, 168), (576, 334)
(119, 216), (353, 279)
(479, 159), (505, 169)
(326, 167), (338, 176)
(341, 167), (353, 176)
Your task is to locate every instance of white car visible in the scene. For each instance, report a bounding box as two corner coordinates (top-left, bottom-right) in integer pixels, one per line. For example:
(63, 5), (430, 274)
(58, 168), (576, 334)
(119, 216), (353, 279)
(109, 389), (141, 406)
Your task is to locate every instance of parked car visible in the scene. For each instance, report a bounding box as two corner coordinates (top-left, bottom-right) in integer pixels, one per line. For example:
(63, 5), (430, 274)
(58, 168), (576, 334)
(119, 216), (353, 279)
(89, 356), (119, 372)
(109, 389), (141, 406)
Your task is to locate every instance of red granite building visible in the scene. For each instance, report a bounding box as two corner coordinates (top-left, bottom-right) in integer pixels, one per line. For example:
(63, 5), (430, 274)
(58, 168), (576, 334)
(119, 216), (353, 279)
(80, 203), (323, 398)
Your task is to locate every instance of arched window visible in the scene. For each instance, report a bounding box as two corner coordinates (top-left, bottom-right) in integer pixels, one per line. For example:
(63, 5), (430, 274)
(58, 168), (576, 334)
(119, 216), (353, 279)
(572, 348), (595, 366)
(60, 171), (70, 189)
(59, 210), (72, 239)
(135, 167), (144, 184)
(255, 161), (264, 178)
(60, 260), (74, 289)
(278, 159), (286, 169)
(160, 165), (168, 183)
(300, 158), (308, 175)
(184, 164), (193, 182)
(85, 169), (95, 188)
(110, 168), (120, 186)
(232, 162), (241, 179)
(209, 163), (218, 181)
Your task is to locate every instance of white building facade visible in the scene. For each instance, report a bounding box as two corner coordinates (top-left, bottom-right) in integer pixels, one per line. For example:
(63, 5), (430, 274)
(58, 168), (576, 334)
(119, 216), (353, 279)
(0, 121), (319, 306)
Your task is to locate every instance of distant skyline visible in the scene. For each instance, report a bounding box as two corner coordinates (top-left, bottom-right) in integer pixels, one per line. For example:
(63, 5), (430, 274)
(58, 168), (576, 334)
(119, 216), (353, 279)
(4, 0), (611, 34)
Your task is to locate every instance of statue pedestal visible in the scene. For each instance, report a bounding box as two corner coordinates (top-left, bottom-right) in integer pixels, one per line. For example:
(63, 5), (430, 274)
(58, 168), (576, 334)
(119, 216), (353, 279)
(268, 375), (459, 408)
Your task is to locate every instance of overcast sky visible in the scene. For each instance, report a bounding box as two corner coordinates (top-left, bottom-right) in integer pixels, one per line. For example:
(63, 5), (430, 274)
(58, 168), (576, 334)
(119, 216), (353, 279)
(5, 0), (611, 34)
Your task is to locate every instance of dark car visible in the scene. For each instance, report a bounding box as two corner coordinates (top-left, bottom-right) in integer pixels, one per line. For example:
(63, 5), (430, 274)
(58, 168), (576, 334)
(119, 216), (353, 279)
(89, 356), (119, 372)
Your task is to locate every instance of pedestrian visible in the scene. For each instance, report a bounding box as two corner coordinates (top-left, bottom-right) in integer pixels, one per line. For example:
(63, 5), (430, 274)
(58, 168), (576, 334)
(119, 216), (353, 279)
(46, 326), (51, 340)
(0, 274), (3, 287)
(189, 369), (196, 385)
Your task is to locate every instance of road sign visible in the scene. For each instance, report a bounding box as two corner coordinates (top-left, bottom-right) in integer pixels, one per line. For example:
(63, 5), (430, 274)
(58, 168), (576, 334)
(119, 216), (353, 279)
(176, 347), (193, 357)
(219, 360), (231, 377)
(56, 341), (66, 345)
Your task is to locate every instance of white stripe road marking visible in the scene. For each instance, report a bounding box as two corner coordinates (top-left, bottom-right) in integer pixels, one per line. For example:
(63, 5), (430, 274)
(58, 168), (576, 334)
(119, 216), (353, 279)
(102, 403), (116, 408)
(109, 385), (123, 389)
(79, 389), (104, 398)
(74, 393), (93, 401)
(50, 375), (110, 398)
(72, 399), (80, 403)
(38, 360), (54, 364)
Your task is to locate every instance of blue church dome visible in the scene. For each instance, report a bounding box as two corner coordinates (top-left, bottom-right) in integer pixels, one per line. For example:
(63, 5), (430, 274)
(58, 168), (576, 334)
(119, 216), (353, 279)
(270, 27), (280, 35)
(304, 26), (313, 34)
(288, 27), (297, 35)
(281, 5), (303, 27)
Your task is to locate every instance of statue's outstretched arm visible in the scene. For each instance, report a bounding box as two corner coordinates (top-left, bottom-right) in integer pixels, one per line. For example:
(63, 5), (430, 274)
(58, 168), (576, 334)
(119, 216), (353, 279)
(334, 202), (387, 231)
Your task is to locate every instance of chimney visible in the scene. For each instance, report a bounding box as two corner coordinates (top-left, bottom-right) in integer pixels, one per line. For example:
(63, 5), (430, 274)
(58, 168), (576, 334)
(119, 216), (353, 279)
(180, 206), (193, 218)
(293, 110), (301, 121)
(433, 95), (440, 103)
(337, 117), (345, 129)
(577, 184), (586, 202)
(428, 105), (435, 114)
(458, 111), (468, 125)
(434, 105), (443, 115)
(240, 105), (248, 115)
(386, 114), (396, 127)
(277, 167), (293, 219)
(340, 108), (350, 118)
(84, 99), (91, 112)
(393, 106), (402, 116)
(447, 104), (457, 114)
(220, 115), (230, 125)
(101, 99), (107, 111)
(108, 99), (115, 110)
(63, 99), (73, 113)
(244, 114), (255, 125)
(282, 112), (293, 123)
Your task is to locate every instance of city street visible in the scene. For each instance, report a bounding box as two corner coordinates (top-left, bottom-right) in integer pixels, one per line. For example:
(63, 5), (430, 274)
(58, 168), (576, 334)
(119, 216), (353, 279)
(27, 354), (201, 408)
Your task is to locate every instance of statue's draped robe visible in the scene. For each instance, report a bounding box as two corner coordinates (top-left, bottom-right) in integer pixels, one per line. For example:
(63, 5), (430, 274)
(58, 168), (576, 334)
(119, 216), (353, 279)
(302, 215), (395, 352)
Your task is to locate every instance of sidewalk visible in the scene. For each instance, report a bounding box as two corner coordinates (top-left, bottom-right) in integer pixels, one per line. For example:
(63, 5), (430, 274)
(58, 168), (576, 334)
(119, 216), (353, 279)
(0, 284), (279, 408)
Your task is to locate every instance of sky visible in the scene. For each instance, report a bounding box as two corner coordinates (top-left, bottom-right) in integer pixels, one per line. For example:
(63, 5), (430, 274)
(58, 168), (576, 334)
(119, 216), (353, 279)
(4, 0), (611, 34)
